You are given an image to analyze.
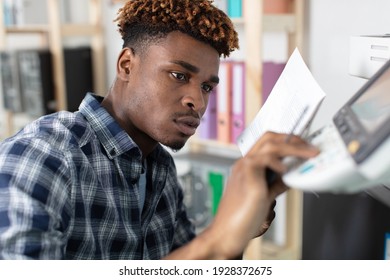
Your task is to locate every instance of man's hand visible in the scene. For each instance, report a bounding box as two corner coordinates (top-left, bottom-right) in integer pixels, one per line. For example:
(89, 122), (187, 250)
(256, 199), (277, 237)
(203, 132), (319, 259)
(165, 132), (319, 260)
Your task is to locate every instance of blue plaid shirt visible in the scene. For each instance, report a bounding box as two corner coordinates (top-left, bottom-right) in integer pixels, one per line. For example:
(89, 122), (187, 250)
(0, 93), (195, 259)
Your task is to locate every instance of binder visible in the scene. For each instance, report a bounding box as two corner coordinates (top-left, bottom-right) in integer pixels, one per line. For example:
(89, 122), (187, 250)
(208, 171), (224, 216)
(3, 0), (14, 26)
(231, 61), (246, 144)
(264, 0), (290, 14)
(216, 61), (232, 143)
(262, 62), (285, 104)
(227, 0), (242, 18)
(199, 89), (217, 140)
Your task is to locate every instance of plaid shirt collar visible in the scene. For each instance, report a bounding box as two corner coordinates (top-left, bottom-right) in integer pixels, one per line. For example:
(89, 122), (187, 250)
(79, 93), (140, 159)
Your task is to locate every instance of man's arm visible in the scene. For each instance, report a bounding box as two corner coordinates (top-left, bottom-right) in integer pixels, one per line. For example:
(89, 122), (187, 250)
(164, 132), (319, 259)
(0, 137), (70, 259)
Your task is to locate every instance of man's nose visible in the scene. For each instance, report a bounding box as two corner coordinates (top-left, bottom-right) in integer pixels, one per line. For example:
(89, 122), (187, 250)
(182, 86), (206, 112)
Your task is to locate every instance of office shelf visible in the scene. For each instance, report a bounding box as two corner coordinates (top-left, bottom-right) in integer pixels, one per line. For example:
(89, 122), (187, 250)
(0, 0), (106, 137)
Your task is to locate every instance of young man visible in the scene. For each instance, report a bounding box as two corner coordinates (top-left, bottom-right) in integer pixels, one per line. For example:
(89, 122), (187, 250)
(0, 0), (318, 259)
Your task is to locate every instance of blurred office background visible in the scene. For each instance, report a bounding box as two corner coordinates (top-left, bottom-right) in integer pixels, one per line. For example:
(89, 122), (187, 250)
(1, 0), (390, 259)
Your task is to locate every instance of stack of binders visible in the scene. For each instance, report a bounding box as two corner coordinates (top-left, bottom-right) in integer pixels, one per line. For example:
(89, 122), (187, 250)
(199, 60), (246, 145)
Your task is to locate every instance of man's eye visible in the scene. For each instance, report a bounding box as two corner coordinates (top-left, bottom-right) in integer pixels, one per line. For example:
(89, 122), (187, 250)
(171, 72), (187, 81)
(201, 84), (214, 93)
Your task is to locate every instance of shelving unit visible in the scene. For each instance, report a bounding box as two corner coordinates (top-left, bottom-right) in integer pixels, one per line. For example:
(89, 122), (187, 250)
(0, 0), (305, 260)
(186, 0), (306, 259)
(0, 0), (106, 137)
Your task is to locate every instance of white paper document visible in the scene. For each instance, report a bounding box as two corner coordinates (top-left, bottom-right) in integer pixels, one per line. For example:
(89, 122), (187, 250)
(237, 48), (326, 155)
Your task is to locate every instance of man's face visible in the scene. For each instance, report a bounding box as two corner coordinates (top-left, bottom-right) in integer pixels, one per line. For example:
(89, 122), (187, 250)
(121, 31), (220, 151)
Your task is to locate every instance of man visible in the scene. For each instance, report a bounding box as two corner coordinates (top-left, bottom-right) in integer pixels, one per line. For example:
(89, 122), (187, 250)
(0, 0), (318, 259)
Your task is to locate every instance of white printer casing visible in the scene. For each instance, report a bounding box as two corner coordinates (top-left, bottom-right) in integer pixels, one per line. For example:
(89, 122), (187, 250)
(349, 35), (390, 79)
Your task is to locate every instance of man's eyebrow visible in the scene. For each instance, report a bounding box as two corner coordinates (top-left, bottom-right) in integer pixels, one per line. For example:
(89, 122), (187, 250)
(171, 60), (219, 84)
(171, 60), (200, 73)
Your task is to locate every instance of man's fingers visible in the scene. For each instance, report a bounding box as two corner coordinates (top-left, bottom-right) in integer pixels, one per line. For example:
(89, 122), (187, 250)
(247, 132), (319, 171)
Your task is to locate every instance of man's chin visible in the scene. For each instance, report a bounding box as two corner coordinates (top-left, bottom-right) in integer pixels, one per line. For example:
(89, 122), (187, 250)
(161, 139), (187, 152)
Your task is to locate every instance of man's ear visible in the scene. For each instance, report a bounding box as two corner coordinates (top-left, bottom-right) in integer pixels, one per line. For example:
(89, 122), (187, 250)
(117, 47), (134, 81)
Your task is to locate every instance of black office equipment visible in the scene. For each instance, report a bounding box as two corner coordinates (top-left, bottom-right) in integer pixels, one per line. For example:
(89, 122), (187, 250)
(302, 191), (390, 260)
(0, 51), (24, 113)
(300, 49), (390, 260)
(15, 46), (94, 117)
(17, 49), (55, 117)
(64, 46), (94, 112)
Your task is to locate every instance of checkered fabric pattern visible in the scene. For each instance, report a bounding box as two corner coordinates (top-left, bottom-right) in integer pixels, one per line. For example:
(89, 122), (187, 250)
(0, 93), (195, 259)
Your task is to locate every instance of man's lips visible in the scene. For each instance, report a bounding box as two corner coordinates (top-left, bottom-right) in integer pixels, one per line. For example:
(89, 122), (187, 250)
(175, 116), (200, 136)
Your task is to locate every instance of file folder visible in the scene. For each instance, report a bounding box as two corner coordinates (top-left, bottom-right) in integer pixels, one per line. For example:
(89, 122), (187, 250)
(262, 62), (285, 104)
(208, 171), (224, 216)
(227, 0), (242, 18)
(264, 0), (290, 14)
(199, 89), (217, 140)
(231, 61), (246, 143)
(216, 61), (232, 143)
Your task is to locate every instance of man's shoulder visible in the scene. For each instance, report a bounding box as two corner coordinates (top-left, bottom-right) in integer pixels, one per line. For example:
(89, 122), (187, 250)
(2, 111), (93, 150)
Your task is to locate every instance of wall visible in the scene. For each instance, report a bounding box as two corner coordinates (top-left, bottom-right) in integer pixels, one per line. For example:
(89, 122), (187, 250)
(102, 1), (123, 89)
(305, 0), (390, 131)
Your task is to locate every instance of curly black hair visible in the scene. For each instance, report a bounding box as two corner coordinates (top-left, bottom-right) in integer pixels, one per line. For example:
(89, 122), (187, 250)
(115, 0), (239, 57)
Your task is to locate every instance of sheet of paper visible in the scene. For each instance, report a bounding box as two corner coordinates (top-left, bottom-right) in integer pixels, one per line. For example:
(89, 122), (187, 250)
(237, 48), (326, 155)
